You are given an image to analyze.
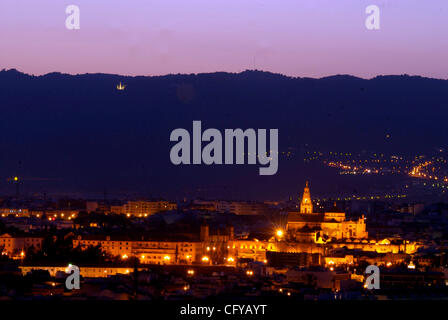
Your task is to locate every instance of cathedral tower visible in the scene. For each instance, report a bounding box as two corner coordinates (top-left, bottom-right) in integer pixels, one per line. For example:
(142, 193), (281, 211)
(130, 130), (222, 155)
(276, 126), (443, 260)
(300, 181), (313, 213)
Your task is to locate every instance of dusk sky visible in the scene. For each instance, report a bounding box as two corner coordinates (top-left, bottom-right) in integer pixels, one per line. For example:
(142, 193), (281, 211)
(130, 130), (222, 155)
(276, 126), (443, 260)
(0, 0), (447, 79)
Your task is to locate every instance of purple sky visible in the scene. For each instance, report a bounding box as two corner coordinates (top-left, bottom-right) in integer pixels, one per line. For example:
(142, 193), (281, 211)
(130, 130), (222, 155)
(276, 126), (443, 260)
(0, 0), (447, 78)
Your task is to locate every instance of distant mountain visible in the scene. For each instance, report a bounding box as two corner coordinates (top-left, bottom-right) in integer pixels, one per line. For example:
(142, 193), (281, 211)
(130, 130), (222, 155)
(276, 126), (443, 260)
(0, 69), (447, 200)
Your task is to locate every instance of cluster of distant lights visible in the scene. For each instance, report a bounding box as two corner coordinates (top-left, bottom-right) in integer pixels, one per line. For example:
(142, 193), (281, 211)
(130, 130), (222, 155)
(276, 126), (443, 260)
(324, 158), (420, 176)
(184, 268), (256, 277)
(315, 194), (407, 202)
(119, 242), (272, 266)
(278, 288), (292, 296)
(133, 253), (237, 264)
(242, 150), (295, 159)
(138, 254), (172, 261)
(126, 213), (149, 218)
(0, 212), (77, 219)
(409, 160), (448, 184)
(306, 151), (448, 191)
(236, 150), (300, 161)
(326, 260), (417, 272)
(1, 250), (25, 259)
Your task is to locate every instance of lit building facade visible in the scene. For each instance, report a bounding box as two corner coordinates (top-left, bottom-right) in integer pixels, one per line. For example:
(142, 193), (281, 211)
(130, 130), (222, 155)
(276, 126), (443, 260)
(73, 235), (201, 264)
(0, 233), (43, 257)
(73, 225), (237, 265)
(19, 265), (136, 278)
(121, 200), (177, 217)
(287, 182), (368, 242)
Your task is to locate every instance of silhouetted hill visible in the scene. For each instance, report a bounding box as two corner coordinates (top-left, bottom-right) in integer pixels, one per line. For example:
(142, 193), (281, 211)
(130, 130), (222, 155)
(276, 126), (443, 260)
(0, 69), (447, 199)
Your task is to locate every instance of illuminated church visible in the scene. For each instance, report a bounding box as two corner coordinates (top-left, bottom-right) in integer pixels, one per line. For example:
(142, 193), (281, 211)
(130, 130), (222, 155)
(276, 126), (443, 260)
(287, 182), (368, 242)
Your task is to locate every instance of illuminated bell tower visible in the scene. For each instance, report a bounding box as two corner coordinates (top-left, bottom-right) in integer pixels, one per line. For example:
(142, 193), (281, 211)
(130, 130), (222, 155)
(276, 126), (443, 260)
(300, 181), (313, 213)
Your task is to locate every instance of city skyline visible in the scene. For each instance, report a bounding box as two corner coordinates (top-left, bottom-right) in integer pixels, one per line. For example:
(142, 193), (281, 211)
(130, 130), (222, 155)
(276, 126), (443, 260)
(1, 179), (446, 302)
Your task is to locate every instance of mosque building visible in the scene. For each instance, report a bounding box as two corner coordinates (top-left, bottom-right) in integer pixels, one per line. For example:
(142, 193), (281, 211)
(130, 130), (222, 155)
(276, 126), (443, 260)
(286, 181), (368, 243)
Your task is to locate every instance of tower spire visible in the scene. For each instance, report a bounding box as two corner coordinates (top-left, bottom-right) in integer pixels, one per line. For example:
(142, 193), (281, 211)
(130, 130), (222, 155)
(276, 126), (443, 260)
(300, 181), (313, 213)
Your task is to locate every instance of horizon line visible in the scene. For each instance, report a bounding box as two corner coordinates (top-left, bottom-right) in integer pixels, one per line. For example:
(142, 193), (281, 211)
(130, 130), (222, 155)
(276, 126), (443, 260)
(2, 68), (447, 82)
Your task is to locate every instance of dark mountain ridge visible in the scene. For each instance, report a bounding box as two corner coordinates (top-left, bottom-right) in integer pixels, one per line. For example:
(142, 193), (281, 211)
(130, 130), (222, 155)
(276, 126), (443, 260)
(0, 69), (447, 200)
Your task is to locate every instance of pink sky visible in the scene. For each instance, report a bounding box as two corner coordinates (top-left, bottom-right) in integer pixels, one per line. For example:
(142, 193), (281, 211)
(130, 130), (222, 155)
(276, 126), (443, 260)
(0, 0), (447, 78)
